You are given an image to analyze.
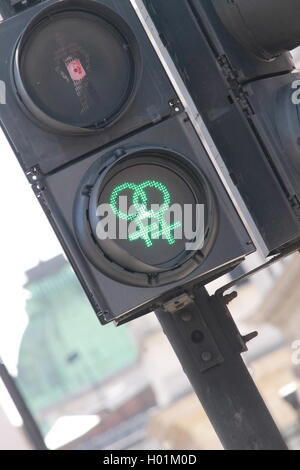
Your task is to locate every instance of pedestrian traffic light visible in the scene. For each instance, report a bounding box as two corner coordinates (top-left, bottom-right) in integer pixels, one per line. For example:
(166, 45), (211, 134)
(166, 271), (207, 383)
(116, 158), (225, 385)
(0, 0), (254, 325)
(142, 0), (300, 257)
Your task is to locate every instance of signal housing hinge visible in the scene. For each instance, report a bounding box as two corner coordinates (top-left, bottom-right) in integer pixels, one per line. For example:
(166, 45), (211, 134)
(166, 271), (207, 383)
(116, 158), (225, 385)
(218, 54), (254, 118)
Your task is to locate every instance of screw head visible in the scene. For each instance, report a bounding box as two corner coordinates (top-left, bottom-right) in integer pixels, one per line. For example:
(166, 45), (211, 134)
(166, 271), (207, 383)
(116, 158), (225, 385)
(191, 330), (204, 343)
(181, 311), (193, 322)
(201, 351), (212, 363)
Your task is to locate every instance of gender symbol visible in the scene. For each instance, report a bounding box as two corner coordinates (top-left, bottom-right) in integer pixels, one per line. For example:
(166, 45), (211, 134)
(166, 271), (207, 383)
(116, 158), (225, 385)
(110, 180), (181, 247)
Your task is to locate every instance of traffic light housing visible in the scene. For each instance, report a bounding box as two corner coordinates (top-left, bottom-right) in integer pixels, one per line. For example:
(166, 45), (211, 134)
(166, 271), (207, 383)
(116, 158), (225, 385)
(213, 0), (300, 62)
(0, 0), (175, 174)
(0, 0), (254, 325)
(143, 0), (300, 256)
(42, 112), (254, 324)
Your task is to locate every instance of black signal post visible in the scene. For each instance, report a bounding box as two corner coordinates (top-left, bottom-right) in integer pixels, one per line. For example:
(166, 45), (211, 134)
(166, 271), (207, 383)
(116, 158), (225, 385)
(156, 285), (288, 451)
(0, 362), (47, 450)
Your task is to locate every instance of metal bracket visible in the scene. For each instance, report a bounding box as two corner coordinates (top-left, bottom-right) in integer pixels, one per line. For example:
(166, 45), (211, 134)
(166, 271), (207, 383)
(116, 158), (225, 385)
(168, 97), (184, 114)
(163, 293), (194, 313)
(25, 165), (43, 185)
(216, 246), (300, 298)
(162, 293), (224, 372)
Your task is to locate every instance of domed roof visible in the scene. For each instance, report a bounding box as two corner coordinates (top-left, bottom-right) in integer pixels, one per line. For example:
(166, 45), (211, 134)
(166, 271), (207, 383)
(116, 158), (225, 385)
(17, 256), (138, 415)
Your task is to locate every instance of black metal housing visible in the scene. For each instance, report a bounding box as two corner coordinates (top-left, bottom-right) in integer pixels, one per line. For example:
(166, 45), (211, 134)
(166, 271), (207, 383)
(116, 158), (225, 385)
(0, 0), (177, 174)
(40, 114), (254, 324)
(144, 0), (300, 255)
(0, 0), (254, 325)
(13, 1), (142, 134)
(213, 0), (300, 60)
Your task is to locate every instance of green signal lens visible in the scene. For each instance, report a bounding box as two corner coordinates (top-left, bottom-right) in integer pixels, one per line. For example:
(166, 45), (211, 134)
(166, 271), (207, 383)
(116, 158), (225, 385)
(109, 180), (182, 247)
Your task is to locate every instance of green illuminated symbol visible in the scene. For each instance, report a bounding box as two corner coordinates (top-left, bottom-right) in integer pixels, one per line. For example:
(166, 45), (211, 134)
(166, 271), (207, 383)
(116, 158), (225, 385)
(110, 180), (181, 247)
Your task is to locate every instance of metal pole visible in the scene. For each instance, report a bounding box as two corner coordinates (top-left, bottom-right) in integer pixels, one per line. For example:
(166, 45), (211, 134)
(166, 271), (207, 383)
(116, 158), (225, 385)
(0, 362), (47, 450)
(155, 285), (288, 450)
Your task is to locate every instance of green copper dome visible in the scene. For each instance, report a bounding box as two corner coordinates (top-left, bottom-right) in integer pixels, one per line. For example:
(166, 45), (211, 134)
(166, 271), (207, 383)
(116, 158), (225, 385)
(16, 256), (138, 416)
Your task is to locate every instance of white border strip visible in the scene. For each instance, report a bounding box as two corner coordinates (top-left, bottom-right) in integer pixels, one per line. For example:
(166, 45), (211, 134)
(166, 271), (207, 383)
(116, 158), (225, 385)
(131, 0), (268, 257)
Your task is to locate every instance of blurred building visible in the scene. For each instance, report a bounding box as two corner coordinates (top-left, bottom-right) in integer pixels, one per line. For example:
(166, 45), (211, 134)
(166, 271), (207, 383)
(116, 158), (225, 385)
(16, 255), (156, 449)
(9, 251), (300, 450)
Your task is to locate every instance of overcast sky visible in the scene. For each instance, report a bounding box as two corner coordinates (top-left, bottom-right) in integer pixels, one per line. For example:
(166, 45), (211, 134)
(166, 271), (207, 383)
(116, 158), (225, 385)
(0, 128), (62, 373)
